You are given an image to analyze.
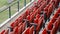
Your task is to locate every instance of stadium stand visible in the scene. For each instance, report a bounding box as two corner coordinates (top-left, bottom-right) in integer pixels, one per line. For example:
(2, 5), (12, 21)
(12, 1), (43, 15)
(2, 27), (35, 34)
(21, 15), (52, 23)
(0, 0), (60, 34)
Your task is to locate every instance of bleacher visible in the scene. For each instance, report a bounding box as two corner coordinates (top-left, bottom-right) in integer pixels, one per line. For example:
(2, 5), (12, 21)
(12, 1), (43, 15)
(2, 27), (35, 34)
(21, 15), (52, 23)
(0, 0), (60, 34)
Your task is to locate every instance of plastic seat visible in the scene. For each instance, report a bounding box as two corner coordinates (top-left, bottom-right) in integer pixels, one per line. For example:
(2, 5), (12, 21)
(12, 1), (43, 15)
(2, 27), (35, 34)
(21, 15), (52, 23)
(44, 2), (52, 18)
(27, 15), (30, 21)
(36, 17), (43, 34)
(29, 26), (34, 34)
(36, 14), (40, 19)
(25, 9), (30, 16)
(53, 0), (59, 8)
(54, 16), (60, 30)
(34, 18), (38, 24)
(30, 12), (33, 15)
(27, 14), (34, 22)
(10, 25), (22, 34)
(10, 22), (15, 29)
(48, 3), (53, 18)
(14, 20), (18, 26)
(53, 13), (59, 20)
(18, 22), (22, 27)
(4, 29), (9, 34)
(0, 30), (5, 34)
(38, 0), (43, 3)
(50, 26), (56, 34)
(13, 26), (18, 34)
(50, 16), (60, 34)
(22, 22), (26, 32)
(22, 27), (30, 34)
(57, 8), (60, 13)
(47, 21), (53, 30)
(10, 20), (18, 29)
(40, 1), (47, 10)
(30, 14), (34, 22)
(42, 28), (48, 34)
(47, 17), (56, 30)
(18, 25), (22, 34)
(18, 16), (23, 23)
(21, 13), (26, 19)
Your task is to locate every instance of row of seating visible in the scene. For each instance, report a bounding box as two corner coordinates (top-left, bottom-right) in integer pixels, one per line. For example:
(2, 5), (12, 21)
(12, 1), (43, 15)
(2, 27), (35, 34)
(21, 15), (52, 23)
(22, 26), (34, 34)
(0, 0), (44, 34)
(0, 0), (60, 34)
(42, 8), (60, 34)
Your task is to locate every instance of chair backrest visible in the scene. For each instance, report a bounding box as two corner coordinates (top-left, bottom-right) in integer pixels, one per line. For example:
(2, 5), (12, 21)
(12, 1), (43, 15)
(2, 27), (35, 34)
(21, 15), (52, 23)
(50, 26), (56, 34)
(1, 30), (5, 34)
(29, 26), (34, 34)
(42, 28), (48, 34)
(27, 15), (30, 21)
(36, 14), (40, 19)
(34, 18), (38, 24)
(22, 22), (26, 32)
(4, 29), (9, 34)
(18, 25), (22, 34)
(10, 22), (15, 28)
(22, 27), (30, 34)
(18, 22), (22, 27)
(13, 26), (18, 34)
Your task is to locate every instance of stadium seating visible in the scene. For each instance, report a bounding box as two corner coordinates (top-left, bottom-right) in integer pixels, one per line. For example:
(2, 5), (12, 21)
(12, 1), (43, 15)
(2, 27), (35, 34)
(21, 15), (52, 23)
(42, 28), (48, 34)
(0, 0), (60, 34)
